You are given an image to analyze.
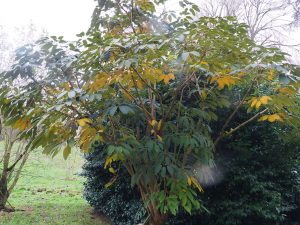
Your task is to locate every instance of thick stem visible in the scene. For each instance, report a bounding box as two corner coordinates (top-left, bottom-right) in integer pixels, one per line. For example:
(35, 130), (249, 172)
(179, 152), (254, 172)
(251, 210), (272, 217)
(148, 207), (167, 225)
(136, 182), (167, 225)
(0, 175), (9, 210)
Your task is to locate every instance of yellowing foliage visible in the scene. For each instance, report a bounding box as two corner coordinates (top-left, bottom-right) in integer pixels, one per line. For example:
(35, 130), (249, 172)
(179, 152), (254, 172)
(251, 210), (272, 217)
(158, 73), (175, 84)
(237, 71), (246, 78)
(88, 73), (109, 93)
(267, 69), (276, 80)
(62, 82), (71, 91)
(249, 96), (272, 109)
(136, 79), (144, 89)
(210, 75), (238, 90)
(140, 66), (165, 84)
(77, 118), (92, 127)
(149, 119), (163, 141)
(259, 113), (284, 122)
(104, 153), (125, 169)
(187, 176), (204, 193)
(13, 118), (31, 131)
(78, 126), (97, 152)
(278, 87), (297, 96)
(200, 61), (209, 66)
(150, 119), (157, 127)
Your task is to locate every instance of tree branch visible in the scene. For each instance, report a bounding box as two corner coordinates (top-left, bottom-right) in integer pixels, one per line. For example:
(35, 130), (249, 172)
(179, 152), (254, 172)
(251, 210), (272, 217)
(214, 80), (255, 147)
(223, 108), (268, 137)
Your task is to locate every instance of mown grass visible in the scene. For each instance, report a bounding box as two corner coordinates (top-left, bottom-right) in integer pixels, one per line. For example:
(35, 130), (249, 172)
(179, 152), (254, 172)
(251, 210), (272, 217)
(0, 142), (108, 225)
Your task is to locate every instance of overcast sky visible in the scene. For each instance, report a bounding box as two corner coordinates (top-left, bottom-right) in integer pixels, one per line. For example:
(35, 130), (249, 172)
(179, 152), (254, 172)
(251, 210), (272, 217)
(0, 0), (96, 40)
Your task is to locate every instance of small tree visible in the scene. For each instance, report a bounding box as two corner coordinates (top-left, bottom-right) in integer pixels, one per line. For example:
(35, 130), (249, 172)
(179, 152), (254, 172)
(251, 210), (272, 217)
(0, 23), (45, 212)
(0, 0), (299, 223)
(0, 117), (30, 211)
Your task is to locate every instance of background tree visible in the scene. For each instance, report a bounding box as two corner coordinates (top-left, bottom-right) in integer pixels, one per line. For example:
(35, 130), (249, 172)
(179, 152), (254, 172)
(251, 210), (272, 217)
(196, 0), (300, 65)
(0, 117), (30, 211)
(0, 23), (45, 211)
(199, 0), (298, 45)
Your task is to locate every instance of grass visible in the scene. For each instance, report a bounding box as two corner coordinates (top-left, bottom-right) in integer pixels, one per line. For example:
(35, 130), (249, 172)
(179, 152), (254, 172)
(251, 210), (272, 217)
(0, 142), (109, 225)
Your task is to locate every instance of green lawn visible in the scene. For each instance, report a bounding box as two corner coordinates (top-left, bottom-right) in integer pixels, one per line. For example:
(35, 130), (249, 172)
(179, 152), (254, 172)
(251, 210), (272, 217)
(0, 142), (108, 225)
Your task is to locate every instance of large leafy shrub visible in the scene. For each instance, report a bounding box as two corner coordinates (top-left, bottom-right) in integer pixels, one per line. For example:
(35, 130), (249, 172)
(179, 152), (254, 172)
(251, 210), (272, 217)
(1, 0), (300, 223)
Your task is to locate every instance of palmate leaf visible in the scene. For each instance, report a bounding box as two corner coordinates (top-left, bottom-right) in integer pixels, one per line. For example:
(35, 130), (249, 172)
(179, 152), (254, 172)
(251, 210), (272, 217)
(249, 96), (272, 110)
(210, 74), (239, 90)
(259, 113), (284, 122)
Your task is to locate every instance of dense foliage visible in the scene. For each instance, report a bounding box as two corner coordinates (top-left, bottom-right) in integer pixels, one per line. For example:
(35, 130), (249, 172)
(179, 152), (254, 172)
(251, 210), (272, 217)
(83, 112), (300, 225)
(0, 0), (299, 223)
(82, 144), (146, 225)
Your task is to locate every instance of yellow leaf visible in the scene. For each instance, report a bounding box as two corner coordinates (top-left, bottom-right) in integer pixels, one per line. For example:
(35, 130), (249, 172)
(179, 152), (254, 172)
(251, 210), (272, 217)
(168, 73), (175, 80)
(89, 73), (109, 93)
(250, 96), (272, 109)
(258, 115), (269, 121)
(13, 118), (31, 131)
(150, 120), (157, 127)
(157, 135), (163, 142)
(157, 120), (163, 131)
(255, 101), (262, 109)
(210, 75), (238, 90)
(77, 118), (92, 127)
(250, 98), (258, 108)
(201, 90), (207, 100)
(78, 126), (96, 152)
(267, 69), (276, 80)
(187, 176), (192, 186)
(268, 114), (283, 122)
(279, 87), (296, 96)
(190, 176), (204, 193)
(159, 73), (176, 84)
(63, 82), (71, 91)
(200, 61), (209, 66)
(260, 96), (272, 105)
(109, 167), (116, 174)
(259, 114), (284, 123)
(137, 80), (144, 89)
(104, 153), (124, 169)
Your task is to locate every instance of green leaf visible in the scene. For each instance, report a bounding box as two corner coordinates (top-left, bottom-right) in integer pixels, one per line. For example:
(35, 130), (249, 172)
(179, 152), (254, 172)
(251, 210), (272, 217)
(63, 145), (71, 160)
(119, 105), (134, 114)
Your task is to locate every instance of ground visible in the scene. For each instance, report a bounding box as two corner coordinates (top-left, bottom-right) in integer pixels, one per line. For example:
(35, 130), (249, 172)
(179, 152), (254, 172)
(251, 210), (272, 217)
(0, 142), (109, 225)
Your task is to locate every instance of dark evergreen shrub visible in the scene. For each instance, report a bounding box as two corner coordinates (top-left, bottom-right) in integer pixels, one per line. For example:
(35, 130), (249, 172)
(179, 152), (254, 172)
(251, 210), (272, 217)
(167, 115), (300, 225)
(82, 143), (146, 225)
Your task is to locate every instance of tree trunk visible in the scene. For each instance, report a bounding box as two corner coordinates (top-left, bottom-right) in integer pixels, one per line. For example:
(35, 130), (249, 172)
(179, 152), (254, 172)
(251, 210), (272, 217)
(136, 182), (168, 225)
(0, 175), (9, 211)
(148, 205), (167, 225)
